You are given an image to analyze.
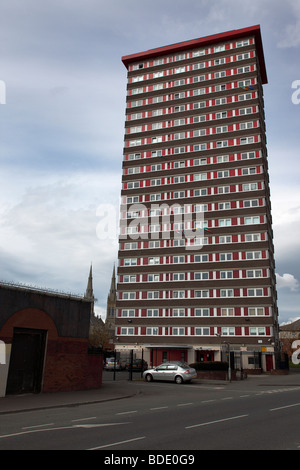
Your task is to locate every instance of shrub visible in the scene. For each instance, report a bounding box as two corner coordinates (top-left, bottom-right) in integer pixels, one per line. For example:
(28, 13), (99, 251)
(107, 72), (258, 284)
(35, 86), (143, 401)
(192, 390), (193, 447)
(189, 361), (229, 371)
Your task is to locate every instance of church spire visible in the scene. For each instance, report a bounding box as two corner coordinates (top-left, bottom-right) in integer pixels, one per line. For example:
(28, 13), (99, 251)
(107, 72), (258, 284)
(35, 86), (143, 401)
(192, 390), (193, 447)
(85, 264), (94, 301)
(107, 264), (116, 303)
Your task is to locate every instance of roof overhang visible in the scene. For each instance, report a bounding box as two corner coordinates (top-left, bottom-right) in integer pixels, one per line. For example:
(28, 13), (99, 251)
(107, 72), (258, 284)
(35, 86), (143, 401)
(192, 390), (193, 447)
(122, 25), (267, 84)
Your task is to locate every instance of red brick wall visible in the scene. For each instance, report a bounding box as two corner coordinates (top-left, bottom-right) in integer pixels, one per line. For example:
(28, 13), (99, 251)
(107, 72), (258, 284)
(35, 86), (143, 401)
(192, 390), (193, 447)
(43, 338), (102, 392)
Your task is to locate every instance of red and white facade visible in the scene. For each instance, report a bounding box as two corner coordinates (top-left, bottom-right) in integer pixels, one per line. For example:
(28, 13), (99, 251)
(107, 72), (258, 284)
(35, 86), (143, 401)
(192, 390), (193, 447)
(115, 26), (279, 372)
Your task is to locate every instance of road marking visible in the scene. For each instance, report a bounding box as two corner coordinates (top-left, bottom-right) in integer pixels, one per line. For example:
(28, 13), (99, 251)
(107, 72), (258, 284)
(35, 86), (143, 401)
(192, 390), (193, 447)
(88, 436), (146, 450)
(270, 403), (300, 412)
(240, 395), (250, 398)
(177, 402), (193, 407)
(150, 406), (168, 411)
(22, 423), (54, 429)
(73, 422), (131, 428)
(0, 426), (72, 439)
(71, 417), (97, 422)
(221, 397), (233, 400)
(185, 414), (249, 429)
(0, 422), (131, 439)
(116, 410), (138, 415)
(201, 399), (216, 403)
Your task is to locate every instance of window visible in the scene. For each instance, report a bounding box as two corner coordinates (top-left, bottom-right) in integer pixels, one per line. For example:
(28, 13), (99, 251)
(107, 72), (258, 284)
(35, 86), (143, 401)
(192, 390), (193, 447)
(220, 289), (233, 297)
(194, 254), (209, 262)
(148, 257), (160, 265)
(244, 199), (259, 208)
(218, 202), (231, 210)
(173, 309), (185, 317)
(247, 270), (262, 278)
(148, 274), (160, 282)
(247, 288), (264, 296)
(222, 327), (235, 336)
(245, 216), (260, 225)
(195, 327), (210, 336)
(121, 327), (134, 335)
(246, 251), (261, 260)
(195, 290), (209, 298)
(218, 186), (230, 194)
(237, 40), (250, 47)
(173, 290), (185, 298)
(195, 308), (209, 317)
(194, 272), (209, 280)
(146, 327), (159, 335)
(124, 258), (137, 266)
(243, 183), (258, 191)
(219, 219), (231, 227)
(123, 292), (136, 300)
(121, 309), (135, 317)
(220, 271), (233, 279)
(147, 309), (159, 317)
(219, 235), (232, 244)
(147, 291), (159, 299)
(221, 308), (234, 316)
(219, 253), (232, 261)
(173, 273), (185, 281)
(173, 255), (185, 263)
(248, 307), (264, 316)
(249, 327), (266, 336)
(150, 193), (161, 201)
(123, 275), (136, 283)
(173, 327), (185, 335)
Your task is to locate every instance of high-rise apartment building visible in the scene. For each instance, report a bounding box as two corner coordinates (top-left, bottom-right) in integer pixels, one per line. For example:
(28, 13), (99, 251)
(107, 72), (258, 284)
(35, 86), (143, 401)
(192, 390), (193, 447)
(115, 25), (279, 373)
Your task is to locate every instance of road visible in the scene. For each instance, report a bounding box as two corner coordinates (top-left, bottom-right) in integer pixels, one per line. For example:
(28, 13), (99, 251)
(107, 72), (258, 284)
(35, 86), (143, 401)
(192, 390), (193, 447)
(0, 372), (300, 451)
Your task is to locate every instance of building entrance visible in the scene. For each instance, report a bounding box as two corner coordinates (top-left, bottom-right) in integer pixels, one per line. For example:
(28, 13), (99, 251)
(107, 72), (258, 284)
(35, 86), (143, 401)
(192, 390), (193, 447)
(150, 348), (187, 366)
(196, 350), (215, 362)
(6, 327), (47, 394)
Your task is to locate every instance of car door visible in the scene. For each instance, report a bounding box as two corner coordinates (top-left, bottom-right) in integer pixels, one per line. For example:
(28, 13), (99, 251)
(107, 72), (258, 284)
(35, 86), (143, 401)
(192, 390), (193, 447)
(165, 364), (178, 381)
(152, 364), (168, 380)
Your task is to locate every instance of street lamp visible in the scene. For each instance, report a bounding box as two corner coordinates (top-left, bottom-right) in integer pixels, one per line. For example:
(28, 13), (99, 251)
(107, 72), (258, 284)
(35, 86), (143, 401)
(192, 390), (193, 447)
(215, 333), (231, 382)
(223, 341), (231, 382)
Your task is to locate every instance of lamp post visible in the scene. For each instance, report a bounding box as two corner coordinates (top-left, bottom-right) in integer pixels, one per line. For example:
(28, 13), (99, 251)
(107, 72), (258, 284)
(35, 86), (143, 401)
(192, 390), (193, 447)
(215, 333), (231, 382)
(224, 341), (231, 382)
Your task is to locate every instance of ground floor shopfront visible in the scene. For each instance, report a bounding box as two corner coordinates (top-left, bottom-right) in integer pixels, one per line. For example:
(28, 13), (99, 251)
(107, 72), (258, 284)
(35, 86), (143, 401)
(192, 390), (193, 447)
(115, 343), (276, 373)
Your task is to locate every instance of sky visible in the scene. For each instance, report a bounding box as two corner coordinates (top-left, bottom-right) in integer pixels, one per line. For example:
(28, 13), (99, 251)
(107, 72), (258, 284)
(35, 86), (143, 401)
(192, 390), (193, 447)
(0, 0), (299, 324)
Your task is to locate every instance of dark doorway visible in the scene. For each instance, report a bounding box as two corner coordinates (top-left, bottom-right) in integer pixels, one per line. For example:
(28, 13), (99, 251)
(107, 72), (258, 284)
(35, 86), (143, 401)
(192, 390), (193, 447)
(196, 350), (215, 362)
(266, 354), (273, 372)
(6, 328), (47, 394)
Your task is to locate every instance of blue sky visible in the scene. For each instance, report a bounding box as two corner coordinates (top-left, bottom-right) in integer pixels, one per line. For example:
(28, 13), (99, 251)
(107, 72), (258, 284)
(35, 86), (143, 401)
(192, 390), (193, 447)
(0, 0), (299, 324)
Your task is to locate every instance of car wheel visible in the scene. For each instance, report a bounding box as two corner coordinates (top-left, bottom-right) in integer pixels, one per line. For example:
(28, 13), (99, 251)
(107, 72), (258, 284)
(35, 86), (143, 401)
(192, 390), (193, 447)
(145, 374), (153, 382)
(175, 375), (183, 384)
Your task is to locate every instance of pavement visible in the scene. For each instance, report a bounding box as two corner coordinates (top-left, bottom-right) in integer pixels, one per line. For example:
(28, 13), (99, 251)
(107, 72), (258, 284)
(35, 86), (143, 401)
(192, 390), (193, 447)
(1, 369), (299, 415)
(0, 379), (142, 415)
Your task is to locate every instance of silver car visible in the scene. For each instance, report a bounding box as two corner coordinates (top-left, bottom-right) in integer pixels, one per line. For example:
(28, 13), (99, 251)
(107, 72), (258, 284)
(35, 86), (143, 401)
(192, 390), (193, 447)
(104, 357), (121, 370)
(143, 361), (197, 384)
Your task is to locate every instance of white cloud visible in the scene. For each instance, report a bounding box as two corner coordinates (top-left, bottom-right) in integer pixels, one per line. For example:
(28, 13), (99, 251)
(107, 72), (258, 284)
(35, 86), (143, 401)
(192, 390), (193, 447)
(0, 171), (119, 308)
(277, 0), (300, 48)
(280, 317), (300, 326)
(276, 273), (299, 292)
